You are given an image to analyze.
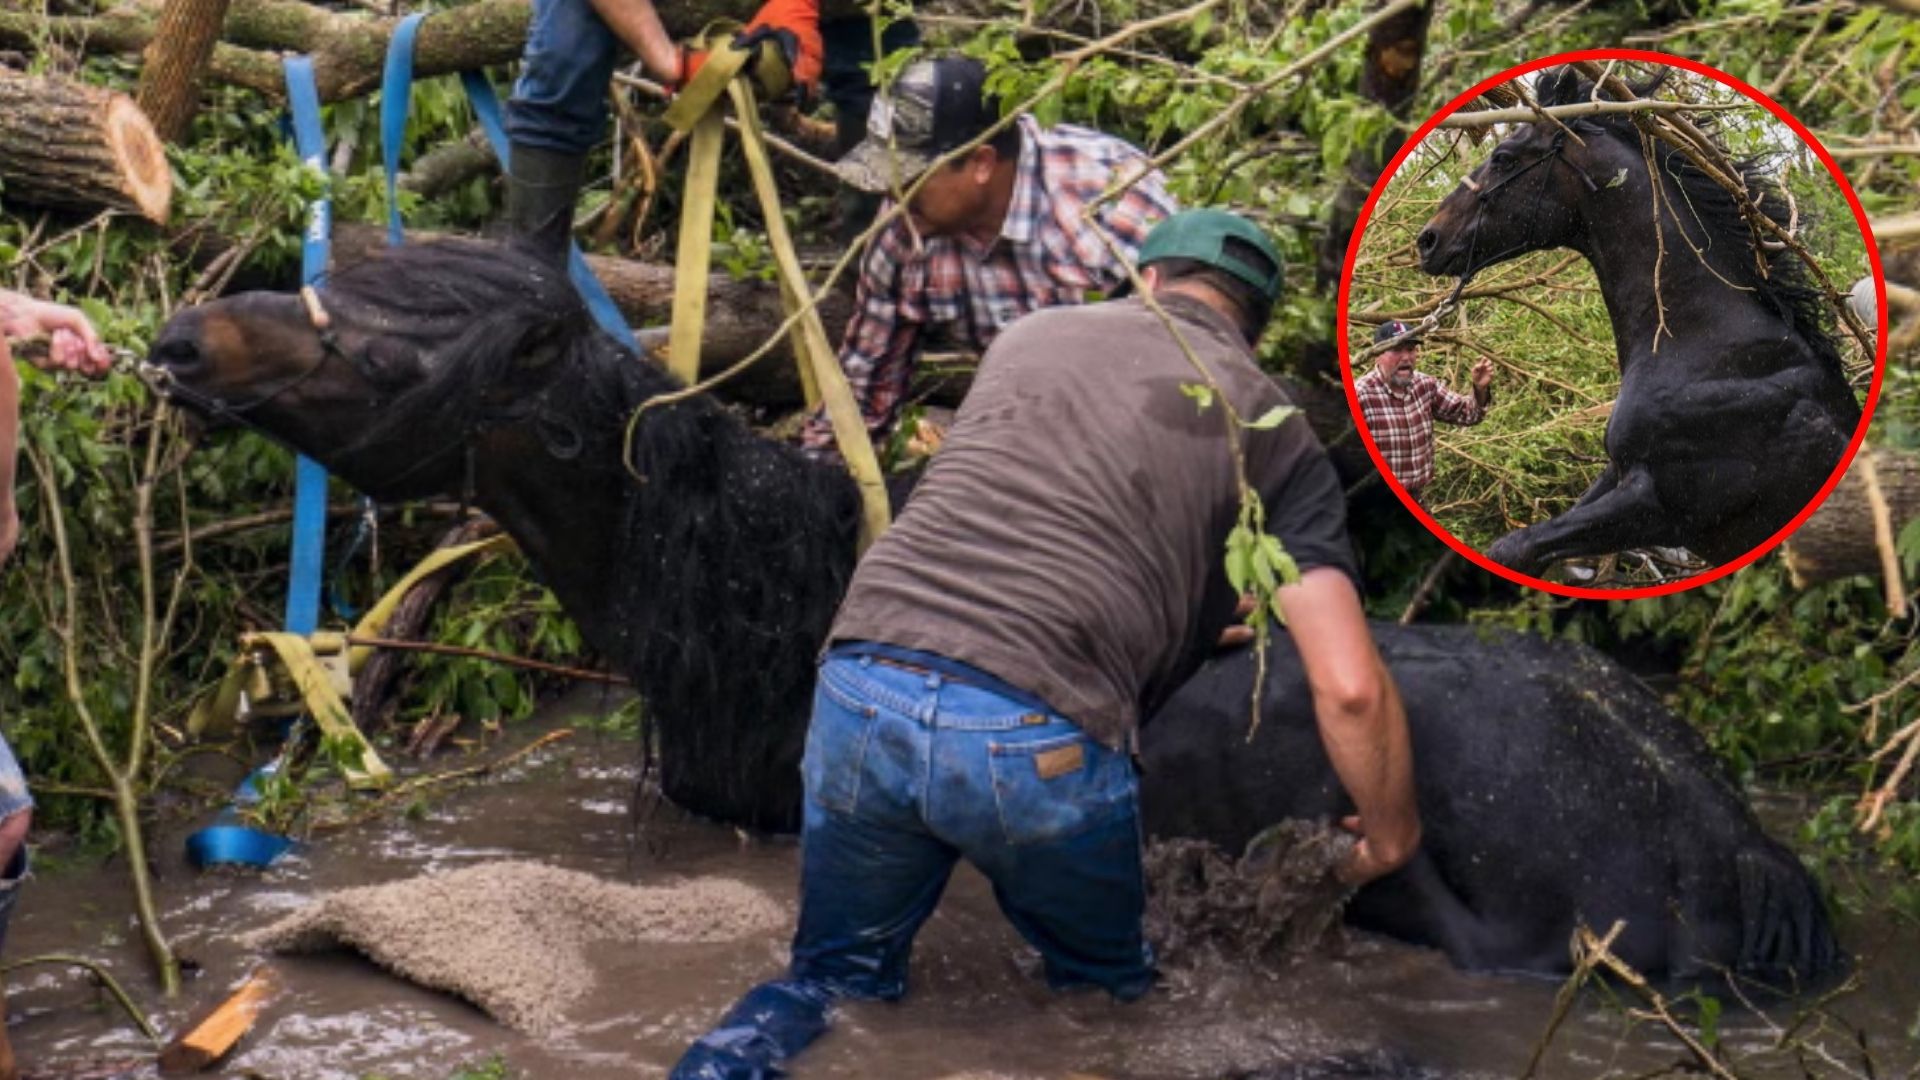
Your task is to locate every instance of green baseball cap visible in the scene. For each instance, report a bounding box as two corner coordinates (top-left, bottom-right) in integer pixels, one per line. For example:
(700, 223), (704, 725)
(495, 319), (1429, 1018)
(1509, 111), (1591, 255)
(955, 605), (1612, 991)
(1137, 209), (1286, 308)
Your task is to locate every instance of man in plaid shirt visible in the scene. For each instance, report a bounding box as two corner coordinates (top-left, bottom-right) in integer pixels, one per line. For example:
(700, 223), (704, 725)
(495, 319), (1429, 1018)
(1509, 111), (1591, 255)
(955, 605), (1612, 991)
(799, 55), (1177, 456)
(1353, 320), (1494, 503)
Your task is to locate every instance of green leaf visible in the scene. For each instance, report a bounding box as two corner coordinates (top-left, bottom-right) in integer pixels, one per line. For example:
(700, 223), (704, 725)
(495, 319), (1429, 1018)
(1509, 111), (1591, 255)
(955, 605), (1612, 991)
(1695, 994), (1722, 1049)
(1225, 526), (1254, 594)
(1246, 405), (1298, 431)
(1180, 383), (1215, 411)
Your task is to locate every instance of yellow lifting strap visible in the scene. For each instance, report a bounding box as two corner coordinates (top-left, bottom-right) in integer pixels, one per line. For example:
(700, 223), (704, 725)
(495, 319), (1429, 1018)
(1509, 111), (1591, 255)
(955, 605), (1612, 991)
(237, 631), (391, 790)
(185, 533), (520, 789)
(658, 28), (891, 551)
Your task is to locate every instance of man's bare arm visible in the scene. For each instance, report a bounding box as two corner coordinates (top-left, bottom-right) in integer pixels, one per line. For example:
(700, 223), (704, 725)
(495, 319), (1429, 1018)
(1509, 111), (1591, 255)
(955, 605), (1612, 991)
(1273, 567), (1420, 885)
(585, 0), (682, 83)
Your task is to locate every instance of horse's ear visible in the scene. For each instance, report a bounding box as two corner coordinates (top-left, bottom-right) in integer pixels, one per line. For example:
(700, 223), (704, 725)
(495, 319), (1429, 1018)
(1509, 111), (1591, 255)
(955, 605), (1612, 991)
(1535, 66), (1579, 108)
(1627, 67), (1670, 102)
(512, 319), (572, 372)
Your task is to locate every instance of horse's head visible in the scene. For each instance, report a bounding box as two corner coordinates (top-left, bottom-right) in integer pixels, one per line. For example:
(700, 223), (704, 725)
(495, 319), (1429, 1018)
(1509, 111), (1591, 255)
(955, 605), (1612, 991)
(147, 240), (586, 500)
(1417, 67), (1658, 279)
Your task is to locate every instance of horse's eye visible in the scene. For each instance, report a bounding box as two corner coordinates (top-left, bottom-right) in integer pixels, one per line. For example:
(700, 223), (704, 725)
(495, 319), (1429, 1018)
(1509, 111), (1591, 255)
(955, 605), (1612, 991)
(1491, 151), (1515, 169)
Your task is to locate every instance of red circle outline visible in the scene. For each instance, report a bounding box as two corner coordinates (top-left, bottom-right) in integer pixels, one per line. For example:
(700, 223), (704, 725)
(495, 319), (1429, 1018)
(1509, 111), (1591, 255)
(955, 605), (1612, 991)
(1337, 47), (1889, 600)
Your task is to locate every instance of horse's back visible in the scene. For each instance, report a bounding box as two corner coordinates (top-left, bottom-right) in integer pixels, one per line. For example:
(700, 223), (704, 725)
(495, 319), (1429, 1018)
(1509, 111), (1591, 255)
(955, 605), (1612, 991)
(1138, 624), (1840, 982)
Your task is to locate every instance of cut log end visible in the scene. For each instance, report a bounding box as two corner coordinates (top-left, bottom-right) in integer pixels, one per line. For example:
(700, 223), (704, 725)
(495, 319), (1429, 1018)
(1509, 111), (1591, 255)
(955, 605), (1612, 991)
(0, 70), (173, 224)
(107, 93), (173, 224)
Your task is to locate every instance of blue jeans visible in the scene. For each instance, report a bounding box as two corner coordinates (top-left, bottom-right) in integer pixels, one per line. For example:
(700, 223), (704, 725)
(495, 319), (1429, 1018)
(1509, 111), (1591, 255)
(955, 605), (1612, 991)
(506, 1), (920, 156)
(0, 735), (31, 956)
(671, 650), (1154, 1079)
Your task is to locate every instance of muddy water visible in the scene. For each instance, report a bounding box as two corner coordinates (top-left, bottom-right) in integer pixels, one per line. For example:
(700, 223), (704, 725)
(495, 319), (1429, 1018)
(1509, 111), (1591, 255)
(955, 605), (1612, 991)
(8, 690), (1918, 1079)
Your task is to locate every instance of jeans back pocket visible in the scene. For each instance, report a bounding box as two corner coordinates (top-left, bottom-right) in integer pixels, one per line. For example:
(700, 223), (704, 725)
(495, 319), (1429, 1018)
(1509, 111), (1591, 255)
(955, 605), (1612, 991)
(804, 672), (879, 816)
(986, 731), (1135, 847)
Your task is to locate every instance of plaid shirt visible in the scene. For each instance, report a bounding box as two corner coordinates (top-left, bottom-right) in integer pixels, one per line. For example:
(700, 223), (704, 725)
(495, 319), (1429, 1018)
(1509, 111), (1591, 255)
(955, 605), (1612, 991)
(1353, 368), (1486, 490)
(800, 116), (1176, 454)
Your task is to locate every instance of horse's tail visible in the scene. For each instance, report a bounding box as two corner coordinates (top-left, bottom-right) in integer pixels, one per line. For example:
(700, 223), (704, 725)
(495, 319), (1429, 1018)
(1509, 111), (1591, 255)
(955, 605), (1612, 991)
(1735, 845), (1844, 984)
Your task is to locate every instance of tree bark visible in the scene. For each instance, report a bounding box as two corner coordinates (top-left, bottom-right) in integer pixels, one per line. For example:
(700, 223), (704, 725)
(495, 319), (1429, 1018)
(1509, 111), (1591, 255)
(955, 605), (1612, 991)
(352, 516), (494, 737)
(1316, 0), (1433, 288)
(0, 69), (171, 222)
(1783, 448), (1920, 587)
(398, 128), (496, 197)
(136, 0), (233, 141)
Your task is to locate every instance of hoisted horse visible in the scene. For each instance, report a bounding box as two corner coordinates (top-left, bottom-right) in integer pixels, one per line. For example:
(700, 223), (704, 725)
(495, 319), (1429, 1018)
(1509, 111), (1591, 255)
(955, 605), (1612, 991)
(145, 239), (1839, 983)
(1416, 66), (1863, 577)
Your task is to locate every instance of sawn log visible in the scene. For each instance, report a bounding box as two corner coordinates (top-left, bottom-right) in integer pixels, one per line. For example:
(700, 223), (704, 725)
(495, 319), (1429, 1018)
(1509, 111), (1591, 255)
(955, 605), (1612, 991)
(0, 68), (172, 223)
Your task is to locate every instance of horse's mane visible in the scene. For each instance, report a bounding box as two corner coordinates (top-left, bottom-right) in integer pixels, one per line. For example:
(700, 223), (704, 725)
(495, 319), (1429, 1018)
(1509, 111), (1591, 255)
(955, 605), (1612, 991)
(326, 239), (860, 830)
(1534, 67), (1847, 380)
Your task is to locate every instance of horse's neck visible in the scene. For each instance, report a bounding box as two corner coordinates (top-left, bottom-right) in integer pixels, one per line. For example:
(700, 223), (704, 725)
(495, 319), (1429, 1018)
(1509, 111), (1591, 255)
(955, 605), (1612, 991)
(471, 431), (626, 653)
(1579, 197), (1782, 372)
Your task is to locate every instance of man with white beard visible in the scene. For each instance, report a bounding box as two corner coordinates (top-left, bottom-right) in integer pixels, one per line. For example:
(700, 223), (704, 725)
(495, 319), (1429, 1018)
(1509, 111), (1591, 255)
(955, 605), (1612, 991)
(1353, 320), (1493, 506)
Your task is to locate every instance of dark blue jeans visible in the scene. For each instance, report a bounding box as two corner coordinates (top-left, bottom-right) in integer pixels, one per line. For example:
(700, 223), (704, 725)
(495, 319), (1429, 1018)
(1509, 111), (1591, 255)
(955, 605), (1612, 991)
(671, 650), (1154, 1079)
(506, 1), (919, 156)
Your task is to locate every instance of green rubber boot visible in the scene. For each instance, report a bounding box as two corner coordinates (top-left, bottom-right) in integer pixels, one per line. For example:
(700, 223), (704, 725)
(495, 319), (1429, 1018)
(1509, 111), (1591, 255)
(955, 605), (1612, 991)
(504, 144), (586, 267)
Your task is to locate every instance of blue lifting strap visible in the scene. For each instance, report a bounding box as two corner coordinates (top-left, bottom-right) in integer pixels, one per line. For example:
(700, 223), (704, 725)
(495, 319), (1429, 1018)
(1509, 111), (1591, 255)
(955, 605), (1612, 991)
(381, 14), (637, 348)
(189, 55), (334, 871)
(284, 54), (331, 639)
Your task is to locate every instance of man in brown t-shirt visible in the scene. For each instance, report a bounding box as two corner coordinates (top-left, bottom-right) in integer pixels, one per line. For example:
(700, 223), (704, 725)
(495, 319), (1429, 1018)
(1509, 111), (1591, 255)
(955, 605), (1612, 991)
(673, 210), (1421, 1080)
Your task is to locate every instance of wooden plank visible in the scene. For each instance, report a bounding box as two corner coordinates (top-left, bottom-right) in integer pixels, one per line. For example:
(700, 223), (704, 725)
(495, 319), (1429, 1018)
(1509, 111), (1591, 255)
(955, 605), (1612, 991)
(157, 966), (277, 1074)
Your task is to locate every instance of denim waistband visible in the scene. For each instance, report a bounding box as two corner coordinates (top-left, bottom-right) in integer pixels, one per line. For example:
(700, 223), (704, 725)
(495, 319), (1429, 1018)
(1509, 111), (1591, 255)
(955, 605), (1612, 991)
(825, 642), (1059, 719)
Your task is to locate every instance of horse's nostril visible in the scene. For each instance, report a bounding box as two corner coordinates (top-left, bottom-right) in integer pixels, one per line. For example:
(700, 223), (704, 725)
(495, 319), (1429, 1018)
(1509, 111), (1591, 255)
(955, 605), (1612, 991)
(1416, 228), (1437, 254)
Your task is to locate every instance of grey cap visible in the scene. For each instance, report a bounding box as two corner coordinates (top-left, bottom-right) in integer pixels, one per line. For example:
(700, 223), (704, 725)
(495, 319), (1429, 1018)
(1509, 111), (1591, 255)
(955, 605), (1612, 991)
(835, 56), (998, 194)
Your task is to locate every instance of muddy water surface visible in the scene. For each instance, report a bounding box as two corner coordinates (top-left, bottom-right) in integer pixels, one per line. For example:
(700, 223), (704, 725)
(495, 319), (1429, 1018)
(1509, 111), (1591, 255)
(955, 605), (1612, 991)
(8, 691), (1918, 1079)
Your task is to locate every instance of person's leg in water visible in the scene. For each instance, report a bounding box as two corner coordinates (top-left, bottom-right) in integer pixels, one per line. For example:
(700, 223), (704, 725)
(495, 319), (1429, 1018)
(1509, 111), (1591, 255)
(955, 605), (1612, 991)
(503, 0), (629, 264)
(927, 697), (1157, 1001)
(0, 736), (35, 1080)
(671, 655), (958, 1079)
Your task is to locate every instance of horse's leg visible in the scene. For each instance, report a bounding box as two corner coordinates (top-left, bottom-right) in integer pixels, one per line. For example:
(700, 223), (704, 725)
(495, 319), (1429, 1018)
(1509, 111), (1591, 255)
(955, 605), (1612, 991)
(1567, 464), (1619, 508)
(1485, 467), (1670, 576)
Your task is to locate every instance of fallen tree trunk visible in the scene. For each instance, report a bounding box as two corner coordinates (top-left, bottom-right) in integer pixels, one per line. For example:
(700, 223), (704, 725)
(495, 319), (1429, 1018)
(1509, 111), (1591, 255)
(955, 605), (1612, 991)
(1783, 448), (1920, 588)
(0, 68), (172, 222)
(137, 0), (232, 141)
(398, 129), (496, 198)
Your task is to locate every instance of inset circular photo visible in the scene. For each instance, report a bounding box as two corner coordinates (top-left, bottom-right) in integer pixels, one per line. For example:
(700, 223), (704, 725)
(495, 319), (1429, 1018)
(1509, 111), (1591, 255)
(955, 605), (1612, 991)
(1341, 49), (1885, 597)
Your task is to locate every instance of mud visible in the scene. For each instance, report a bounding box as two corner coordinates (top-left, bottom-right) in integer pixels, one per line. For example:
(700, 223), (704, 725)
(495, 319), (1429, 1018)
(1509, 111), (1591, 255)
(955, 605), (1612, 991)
(1144, 823), (1355, 965)
(1, 688), (1915, 1079)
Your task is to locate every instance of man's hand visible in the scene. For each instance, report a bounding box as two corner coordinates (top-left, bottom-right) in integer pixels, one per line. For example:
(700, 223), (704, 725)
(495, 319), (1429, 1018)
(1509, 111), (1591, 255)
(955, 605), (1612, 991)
(737, 0), (822, 98)
(1470, 358), (1494, 391)
(1336, 814), (1412, 887)
(0, 294), (112, 377)
(1217, 593), (1256, 649)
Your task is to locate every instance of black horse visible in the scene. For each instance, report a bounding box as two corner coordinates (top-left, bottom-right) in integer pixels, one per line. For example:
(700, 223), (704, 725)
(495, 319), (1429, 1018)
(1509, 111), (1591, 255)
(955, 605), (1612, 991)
(1416, 67), (1862, 577)
(144, 239), (1838, 981)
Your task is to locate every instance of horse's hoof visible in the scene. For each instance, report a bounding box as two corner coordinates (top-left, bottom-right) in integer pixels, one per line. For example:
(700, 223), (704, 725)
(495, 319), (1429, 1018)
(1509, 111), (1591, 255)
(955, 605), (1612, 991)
(1485, 533), (1540, 576)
